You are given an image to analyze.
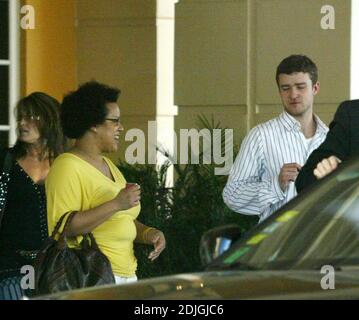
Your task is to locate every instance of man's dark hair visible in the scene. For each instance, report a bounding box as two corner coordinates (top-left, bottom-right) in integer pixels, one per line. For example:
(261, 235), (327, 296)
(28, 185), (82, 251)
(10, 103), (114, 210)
(13, 92), (65, 161)
(61, 81), (121, 139)
(276, 54), (318, 86)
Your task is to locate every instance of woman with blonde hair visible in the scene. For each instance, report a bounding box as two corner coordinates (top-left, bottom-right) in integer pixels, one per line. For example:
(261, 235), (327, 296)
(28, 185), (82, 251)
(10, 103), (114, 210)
(0, 92), (65, 299)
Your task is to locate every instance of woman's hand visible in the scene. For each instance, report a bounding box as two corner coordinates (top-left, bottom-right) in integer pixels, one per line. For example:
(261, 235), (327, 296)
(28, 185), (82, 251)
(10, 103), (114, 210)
(146, 229), (166, 261)
(65, 184), (140, 237)
(113, 184), (141, 210)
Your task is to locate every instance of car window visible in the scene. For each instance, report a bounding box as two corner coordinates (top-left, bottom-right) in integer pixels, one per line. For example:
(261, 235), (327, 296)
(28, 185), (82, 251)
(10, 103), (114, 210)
(214, 162), (359, 271)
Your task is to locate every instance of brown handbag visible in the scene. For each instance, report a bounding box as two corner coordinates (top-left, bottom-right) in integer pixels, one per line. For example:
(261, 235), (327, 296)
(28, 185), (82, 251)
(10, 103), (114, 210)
(34, 211), (115, 296)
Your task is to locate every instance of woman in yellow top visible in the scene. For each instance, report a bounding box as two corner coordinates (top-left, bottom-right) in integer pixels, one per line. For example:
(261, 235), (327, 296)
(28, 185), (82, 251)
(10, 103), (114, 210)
(46, 81), (166, 284)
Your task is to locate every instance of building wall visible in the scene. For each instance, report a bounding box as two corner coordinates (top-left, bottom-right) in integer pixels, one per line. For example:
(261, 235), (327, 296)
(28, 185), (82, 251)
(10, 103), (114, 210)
(19, 0), (352, 165)
(22, 0), (77, 101)
(76, 0), (157, 163)
(175, 0), (351, 150)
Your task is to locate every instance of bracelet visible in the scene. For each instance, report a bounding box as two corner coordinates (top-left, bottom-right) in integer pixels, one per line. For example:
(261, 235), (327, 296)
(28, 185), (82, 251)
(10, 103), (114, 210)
(142, 227), (156, 243)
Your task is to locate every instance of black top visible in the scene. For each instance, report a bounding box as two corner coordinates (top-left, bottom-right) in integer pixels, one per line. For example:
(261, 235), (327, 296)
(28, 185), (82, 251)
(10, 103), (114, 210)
(0, 159), (48, 270)
(296, 100), (359, 193)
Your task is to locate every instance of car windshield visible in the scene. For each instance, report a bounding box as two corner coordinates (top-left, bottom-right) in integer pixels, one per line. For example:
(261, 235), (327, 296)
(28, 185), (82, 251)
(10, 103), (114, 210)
(211, 159), (359, 271)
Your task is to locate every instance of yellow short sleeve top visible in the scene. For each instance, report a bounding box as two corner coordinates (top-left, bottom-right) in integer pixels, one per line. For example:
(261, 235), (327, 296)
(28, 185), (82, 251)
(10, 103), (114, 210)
(46, 153), (140, 277)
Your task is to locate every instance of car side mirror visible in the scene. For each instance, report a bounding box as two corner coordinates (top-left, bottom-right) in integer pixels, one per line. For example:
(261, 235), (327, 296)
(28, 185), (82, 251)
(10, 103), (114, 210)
(199, 224), (241, 266)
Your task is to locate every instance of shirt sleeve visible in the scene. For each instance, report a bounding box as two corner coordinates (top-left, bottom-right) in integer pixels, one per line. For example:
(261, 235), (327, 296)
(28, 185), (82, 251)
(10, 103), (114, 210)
(45, 158), (83, 235)
(222, 126), (285, 217)
(296, 101), (351, 193)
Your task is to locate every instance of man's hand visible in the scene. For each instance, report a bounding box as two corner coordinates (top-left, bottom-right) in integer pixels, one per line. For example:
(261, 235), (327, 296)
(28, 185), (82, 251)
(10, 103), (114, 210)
(313, 156), (342, 179)
(279, 163), (302, 191)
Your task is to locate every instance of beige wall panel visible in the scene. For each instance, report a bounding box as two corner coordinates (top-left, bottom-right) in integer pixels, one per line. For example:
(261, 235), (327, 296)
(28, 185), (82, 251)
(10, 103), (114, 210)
(77, 0), (156, 19)
(76, 0), (157, 119)
(76, 24), (156, 117)
(174, 0), (351, 140)
(175, 0), (248, 106)
(76, 0), (158, 165)
(256, 0), (351, 107)
(175, 105), (247, 150)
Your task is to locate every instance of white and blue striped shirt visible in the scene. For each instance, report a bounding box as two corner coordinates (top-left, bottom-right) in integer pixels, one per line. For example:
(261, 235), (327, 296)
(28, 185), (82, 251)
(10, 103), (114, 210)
(223, 111), (328, 222)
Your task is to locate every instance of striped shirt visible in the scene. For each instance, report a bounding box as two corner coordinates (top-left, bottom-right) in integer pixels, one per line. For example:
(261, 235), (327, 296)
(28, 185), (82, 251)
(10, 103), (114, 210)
(223, 111), (328, 222)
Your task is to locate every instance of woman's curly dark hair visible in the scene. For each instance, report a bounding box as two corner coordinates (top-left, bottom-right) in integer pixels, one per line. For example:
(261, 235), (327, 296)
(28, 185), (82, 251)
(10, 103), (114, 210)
(61, 81), (121, 139)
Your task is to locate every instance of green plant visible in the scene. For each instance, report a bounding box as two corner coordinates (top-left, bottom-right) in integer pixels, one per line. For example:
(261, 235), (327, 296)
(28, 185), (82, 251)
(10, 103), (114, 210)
(117, 115), (258, 279)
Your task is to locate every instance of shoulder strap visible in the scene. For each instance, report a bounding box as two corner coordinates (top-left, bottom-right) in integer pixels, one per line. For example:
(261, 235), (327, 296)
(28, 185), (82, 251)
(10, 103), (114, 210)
(0, 150), (14, 229)
(51, 211), (76, 238)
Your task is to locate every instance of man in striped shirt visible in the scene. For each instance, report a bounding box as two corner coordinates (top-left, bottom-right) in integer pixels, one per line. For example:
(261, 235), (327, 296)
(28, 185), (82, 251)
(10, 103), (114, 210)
(223, 55), (328, 223)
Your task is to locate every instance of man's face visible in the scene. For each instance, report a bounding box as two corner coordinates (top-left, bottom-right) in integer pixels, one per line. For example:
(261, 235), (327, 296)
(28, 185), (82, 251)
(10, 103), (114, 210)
(278, 72), (319, 118)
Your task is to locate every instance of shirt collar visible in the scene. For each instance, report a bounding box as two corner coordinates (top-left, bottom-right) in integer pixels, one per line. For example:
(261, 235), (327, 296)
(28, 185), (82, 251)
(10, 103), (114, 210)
(278, 111), (301, 131)
(313, 114), (329, 135)
(278, 111), (328, 135)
